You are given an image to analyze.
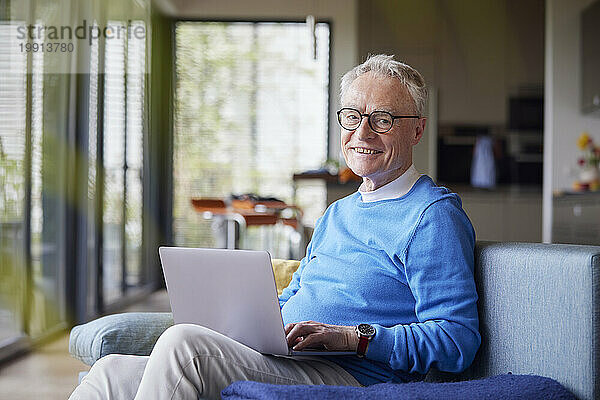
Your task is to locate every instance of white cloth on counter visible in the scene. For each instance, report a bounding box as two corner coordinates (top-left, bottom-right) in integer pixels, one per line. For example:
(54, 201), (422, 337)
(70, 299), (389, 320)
(471, 136), (496, 189)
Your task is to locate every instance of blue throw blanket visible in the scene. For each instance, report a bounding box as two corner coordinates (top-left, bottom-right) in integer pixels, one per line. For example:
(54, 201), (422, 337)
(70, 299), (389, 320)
(221, 374), (575, 400)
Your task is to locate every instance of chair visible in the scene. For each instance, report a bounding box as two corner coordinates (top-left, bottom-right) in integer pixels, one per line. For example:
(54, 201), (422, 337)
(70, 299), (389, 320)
(190, 197), (303, 257)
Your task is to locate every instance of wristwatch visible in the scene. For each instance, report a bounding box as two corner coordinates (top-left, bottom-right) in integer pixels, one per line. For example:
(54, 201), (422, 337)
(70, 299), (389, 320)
(355, 323), (376, 358)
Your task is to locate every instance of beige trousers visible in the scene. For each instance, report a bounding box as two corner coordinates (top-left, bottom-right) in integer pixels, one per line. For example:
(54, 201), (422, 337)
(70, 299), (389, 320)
(69, 324), (361, 400)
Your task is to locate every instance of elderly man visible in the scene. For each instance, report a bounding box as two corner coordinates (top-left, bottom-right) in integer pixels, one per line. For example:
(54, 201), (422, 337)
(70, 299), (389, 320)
(70, 54), (480, 400)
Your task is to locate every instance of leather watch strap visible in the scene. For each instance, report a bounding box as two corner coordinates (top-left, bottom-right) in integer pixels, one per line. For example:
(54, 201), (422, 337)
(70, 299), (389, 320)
(356, 335), (370, 358)
(355, 323), (375, 358)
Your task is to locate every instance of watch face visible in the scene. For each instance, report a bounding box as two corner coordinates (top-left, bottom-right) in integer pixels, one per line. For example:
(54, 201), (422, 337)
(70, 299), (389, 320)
(357, 323), (375, 337)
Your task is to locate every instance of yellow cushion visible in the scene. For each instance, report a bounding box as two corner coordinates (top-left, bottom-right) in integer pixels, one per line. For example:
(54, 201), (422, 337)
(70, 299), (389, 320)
(271, 259), (301, 295)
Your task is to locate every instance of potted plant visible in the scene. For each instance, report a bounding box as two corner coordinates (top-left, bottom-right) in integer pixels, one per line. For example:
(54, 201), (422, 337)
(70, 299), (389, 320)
(573, 132), (600, 191)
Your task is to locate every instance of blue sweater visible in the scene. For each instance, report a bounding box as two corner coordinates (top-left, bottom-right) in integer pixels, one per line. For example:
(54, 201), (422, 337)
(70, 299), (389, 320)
(279, 175), (480, 386)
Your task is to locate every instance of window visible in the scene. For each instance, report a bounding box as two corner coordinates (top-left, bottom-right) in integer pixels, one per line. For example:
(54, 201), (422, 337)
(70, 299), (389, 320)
(124, 21), (146, 288)
(102, 20), (146, 305)
(0, 20), (27, 344)
(86, 20), (99, 316)
(173, 21), (330, 255)
(0, 12), (71, 341)
(0, 0), (155, 362)
(28, 19), (69, 337)
(0, 3), (151, 357)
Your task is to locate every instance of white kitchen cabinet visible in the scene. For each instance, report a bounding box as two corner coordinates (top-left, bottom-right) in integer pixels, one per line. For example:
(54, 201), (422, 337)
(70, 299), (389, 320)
(457, 189), (542, 243)
(553, 193), (600, 245)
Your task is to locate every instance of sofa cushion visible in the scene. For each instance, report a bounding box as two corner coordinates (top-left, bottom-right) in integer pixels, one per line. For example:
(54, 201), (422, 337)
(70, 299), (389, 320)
(69, 312), (173, 365)
(221, 374), (576, 400)
(271, 258), (300, 295)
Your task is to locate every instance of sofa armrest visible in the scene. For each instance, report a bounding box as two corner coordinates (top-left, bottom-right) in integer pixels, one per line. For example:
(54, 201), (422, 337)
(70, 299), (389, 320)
(69, 312), (173, 366)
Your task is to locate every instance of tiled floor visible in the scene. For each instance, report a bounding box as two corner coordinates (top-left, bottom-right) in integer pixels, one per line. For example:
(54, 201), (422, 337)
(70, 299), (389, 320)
(0, 290), (170, 400)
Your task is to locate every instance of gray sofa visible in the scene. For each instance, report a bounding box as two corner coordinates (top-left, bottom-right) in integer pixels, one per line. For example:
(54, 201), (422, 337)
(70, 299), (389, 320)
(69, 241), (600, 399)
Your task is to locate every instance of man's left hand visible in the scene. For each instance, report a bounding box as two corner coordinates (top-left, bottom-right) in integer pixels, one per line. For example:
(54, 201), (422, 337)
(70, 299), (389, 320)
(285, 321), (359, 351)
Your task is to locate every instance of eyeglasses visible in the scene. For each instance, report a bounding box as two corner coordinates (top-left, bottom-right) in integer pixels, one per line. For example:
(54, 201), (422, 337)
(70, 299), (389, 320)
(336, 108), (420, 134)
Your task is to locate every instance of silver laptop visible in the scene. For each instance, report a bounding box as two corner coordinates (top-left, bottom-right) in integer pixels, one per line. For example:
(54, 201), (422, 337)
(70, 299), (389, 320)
(158, 246), (354, 356)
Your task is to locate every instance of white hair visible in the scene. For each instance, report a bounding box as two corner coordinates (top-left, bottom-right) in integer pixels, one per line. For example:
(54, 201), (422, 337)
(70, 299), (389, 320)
(340, 54), (428, 116)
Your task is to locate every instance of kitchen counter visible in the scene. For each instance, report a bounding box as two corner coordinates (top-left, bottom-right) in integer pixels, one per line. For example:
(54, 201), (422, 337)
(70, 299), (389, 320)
(553, 190), (600, 198)
(441, 183), (542, 196)
(439, 184), (543, 243)
(553, 191), (600, 245)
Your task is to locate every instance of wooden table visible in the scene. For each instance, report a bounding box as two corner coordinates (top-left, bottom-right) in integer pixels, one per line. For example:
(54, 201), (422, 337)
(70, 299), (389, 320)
(190, 198), (301, 249)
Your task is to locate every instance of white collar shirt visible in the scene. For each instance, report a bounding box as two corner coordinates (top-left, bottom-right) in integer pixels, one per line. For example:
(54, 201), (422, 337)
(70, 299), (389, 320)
(359, 164), (421, 202)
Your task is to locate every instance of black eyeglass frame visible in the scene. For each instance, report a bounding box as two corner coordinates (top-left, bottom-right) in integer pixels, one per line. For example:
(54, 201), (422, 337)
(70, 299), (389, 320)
(336, 107), (420, 134)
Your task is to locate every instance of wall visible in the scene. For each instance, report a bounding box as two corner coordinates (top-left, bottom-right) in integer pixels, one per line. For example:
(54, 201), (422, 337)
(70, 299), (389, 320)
(153, 0), (546, 179)
(152, 0), (358, 160)
(357, 0), (544, 175)
(358, 0), (544, 125)
(543, 0), (600, 242)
